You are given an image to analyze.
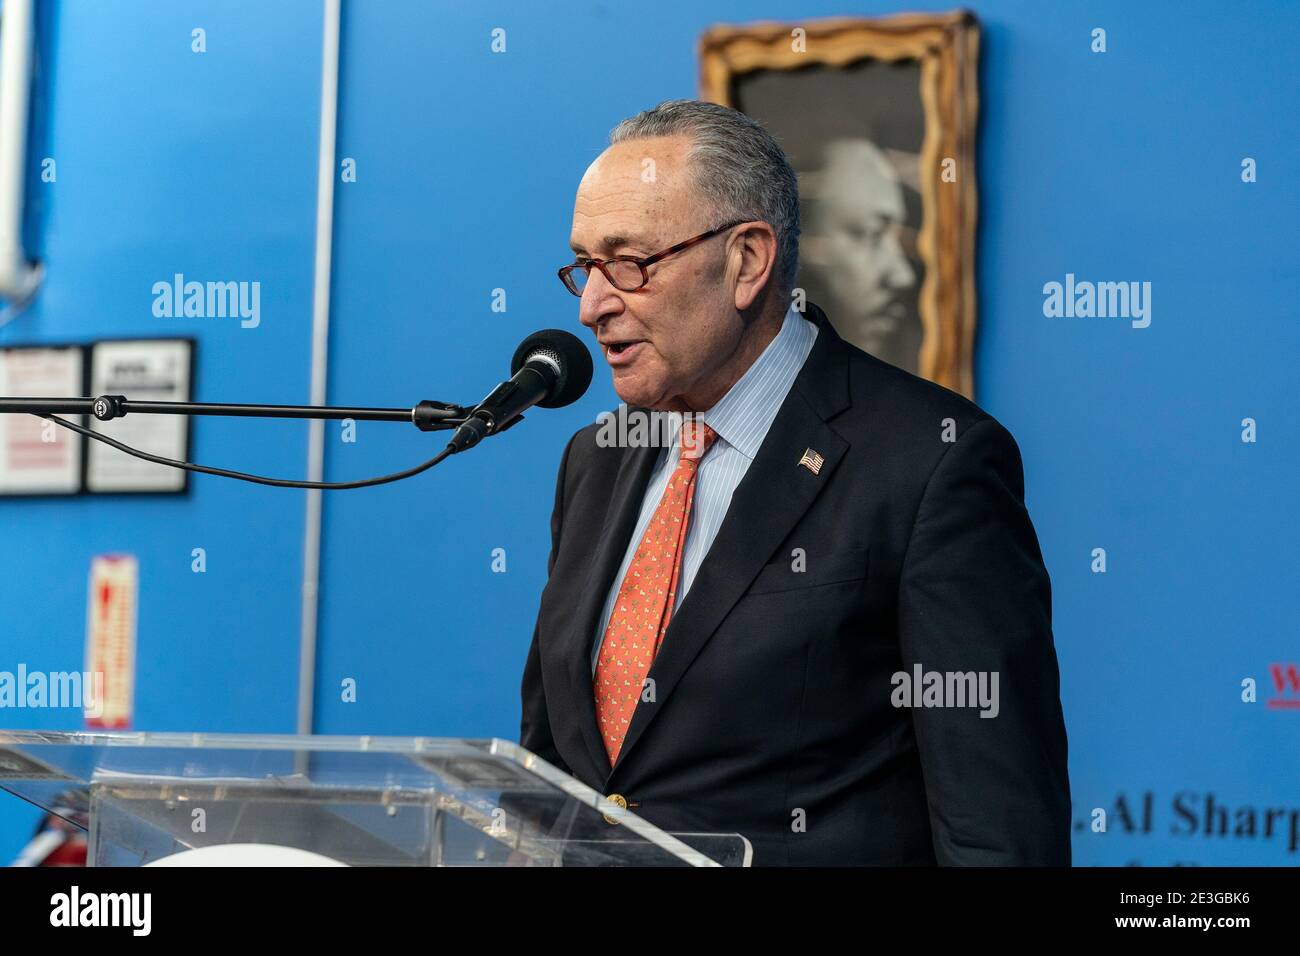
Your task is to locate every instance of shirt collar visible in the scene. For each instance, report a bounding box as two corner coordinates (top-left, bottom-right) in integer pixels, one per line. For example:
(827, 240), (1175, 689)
(667, 302), (818, 461)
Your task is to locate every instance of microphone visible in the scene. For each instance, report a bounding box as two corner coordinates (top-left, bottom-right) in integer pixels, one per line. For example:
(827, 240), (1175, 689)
(448, 329), (593, 453)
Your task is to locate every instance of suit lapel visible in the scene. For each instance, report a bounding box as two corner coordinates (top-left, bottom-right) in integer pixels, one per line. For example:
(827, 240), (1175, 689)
(608, 305), (853, 779)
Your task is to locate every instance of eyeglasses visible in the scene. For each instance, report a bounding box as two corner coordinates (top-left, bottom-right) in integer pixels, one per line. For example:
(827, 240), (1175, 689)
(558, 220), (747, 297)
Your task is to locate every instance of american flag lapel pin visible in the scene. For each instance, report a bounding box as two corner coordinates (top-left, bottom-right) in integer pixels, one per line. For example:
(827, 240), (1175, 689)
(798, 447), (825, 475)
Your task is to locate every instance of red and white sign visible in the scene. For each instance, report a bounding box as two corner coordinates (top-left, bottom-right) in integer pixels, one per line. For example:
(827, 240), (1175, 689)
(85, 555), (138, 728)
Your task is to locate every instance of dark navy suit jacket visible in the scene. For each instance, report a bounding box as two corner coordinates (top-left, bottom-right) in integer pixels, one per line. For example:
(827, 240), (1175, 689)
(519, 303), (1071, 865)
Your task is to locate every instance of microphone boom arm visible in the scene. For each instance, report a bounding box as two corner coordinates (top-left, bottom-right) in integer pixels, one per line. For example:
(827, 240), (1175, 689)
(0, 396), (473, 432)
(0, 328), (590, 489)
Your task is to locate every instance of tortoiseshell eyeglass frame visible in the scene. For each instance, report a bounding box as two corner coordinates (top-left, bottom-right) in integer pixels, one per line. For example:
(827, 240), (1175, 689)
(558, 220), (749, 296)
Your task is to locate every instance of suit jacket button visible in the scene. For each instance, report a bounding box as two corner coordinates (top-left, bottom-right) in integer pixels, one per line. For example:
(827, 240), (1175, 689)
(602, 793), (629, 825)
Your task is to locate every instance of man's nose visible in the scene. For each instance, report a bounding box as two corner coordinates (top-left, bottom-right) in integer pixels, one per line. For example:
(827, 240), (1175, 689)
(577, 268), (624, 330)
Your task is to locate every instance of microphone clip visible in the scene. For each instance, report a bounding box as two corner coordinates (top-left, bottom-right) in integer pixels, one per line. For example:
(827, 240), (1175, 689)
(412, 400), (473, 432)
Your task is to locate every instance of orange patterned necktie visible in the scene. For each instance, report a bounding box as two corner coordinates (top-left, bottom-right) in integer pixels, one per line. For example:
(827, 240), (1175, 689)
(593, 418), (719, 766)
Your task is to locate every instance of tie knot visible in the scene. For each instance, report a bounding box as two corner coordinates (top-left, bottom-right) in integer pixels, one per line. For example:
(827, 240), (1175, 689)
(678, 418), (718, 463)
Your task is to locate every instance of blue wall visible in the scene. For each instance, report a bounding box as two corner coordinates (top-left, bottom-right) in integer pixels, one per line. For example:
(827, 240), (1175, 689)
(1, 0), (1296, 865)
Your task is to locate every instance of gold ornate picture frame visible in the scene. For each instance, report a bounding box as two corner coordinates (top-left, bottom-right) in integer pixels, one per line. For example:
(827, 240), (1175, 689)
(700, 11), (980, 397)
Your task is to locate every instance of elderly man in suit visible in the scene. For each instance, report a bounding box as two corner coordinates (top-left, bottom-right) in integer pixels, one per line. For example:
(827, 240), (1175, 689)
(519, 99), (1071, 866)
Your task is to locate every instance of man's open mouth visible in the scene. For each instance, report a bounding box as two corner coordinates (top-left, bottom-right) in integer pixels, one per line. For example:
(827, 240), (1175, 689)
(603, 340), (646, 364)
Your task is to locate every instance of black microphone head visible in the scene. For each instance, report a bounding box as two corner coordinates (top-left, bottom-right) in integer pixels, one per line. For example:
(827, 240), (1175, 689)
(511, 329), (593, 409)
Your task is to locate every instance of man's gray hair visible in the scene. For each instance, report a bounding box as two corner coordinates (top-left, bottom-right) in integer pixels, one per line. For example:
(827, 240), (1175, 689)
(609, 99), (800, 294)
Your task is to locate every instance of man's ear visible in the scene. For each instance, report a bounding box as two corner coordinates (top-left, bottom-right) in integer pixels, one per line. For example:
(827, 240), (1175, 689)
(730, 223), (778, 312)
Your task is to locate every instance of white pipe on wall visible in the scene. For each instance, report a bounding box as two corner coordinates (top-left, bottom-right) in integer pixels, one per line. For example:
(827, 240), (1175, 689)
(0, 0), (41, 300)
(297, 0), (342, 738)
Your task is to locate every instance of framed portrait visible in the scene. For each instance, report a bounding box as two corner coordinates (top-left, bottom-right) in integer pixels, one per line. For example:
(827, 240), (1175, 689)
(700, 11), (980, 397)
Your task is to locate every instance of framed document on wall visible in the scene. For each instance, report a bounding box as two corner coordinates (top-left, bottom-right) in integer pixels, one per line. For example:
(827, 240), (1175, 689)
(0, 345), (86, 495)
(85, 338), (195, 494)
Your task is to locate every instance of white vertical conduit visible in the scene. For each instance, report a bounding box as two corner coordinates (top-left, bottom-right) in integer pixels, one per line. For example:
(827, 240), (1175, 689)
(298, 0), (342, 738)
(0, 0), (41, 302)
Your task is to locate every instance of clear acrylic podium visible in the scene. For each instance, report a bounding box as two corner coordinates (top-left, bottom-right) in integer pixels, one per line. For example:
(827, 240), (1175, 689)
(0, 731), (751, 867)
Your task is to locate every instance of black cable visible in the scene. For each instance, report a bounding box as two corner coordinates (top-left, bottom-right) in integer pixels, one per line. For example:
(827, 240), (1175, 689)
(40, 414), (457, 490)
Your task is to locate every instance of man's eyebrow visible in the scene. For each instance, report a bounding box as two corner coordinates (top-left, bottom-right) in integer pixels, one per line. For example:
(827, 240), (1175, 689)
(569, 233), (648, 256)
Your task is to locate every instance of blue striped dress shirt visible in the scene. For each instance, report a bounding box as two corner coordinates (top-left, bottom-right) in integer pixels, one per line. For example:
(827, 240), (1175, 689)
(591, 304), (818, 672)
